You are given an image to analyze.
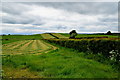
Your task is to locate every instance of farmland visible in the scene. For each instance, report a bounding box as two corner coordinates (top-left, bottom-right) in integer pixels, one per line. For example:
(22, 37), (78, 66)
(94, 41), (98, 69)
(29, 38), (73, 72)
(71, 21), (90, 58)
(60, 33), (118, 38)
(2, 40), (57, 55)
(1, 33), (119, 78)
(41, 33), (55, 39)
(2, 35), (43, 44)
(51, 33), (68, 38)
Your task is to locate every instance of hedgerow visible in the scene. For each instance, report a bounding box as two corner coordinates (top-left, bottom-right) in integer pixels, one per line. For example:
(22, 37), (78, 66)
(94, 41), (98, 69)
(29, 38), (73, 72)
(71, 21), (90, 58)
(44, 39), (120, 65)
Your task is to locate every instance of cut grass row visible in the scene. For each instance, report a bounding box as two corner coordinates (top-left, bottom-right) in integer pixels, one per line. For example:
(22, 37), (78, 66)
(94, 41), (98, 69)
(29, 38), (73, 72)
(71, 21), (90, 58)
(2, 40), (57, 55)
(2, 40), (33, 55)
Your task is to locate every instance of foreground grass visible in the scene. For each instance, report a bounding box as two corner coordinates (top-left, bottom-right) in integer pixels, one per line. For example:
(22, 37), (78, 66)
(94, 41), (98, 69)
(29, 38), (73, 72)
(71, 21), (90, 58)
(2, 46), (118, 78)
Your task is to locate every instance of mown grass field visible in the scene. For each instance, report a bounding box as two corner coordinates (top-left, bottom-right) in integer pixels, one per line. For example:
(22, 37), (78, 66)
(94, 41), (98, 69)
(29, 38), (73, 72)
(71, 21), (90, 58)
(41, 33), (55, 39)
(1, 33), (119, 78)
(2, 40), (57, 55)
(51, 33), (68, 38)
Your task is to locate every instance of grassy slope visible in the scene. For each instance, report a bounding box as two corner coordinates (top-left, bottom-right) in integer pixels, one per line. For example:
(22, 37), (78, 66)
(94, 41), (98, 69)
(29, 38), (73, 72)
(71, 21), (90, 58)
(60, 33), (118, 38)
(51, 33), (68, 38)
(2, 45), (118, 78)
(41, 33), (55, 39)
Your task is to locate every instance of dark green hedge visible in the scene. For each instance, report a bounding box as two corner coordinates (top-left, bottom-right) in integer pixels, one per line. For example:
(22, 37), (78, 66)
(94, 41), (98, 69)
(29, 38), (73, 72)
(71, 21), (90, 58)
(45, 39), (120, 63)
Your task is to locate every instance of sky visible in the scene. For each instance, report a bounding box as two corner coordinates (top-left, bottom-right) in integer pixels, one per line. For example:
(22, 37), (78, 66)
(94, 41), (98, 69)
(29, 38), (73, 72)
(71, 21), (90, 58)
(1, 1), (119, 34)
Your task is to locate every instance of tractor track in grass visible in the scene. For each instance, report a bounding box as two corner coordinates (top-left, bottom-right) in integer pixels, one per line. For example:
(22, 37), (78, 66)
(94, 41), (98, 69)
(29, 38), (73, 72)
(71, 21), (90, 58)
(9, 40), (29, 49)
(32, 40), (58, 55)
(31, 40), (38, 50)
(2, 40), (31, 55)
(2, 40), (58, 55)
(19, 40), (34, 50)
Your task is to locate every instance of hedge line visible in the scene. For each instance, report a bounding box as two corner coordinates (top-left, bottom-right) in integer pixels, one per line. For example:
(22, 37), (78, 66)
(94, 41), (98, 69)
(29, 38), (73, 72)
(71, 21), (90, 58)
(44, 39), (120, 63)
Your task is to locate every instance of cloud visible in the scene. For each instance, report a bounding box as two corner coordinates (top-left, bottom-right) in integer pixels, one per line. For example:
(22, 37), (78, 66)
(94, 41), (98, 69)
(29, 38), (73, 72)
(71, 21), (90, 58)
(2, 0), (119, 2)
(1, 2), (118, 34)
(24, 2), (118, 15)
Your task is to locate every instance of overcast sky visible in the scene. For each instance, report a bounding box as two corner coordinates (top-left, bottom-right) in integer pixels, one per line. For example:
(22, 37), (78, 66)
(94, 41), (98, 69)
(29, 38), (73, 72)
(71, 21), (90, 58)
(1, 2), (118, 34)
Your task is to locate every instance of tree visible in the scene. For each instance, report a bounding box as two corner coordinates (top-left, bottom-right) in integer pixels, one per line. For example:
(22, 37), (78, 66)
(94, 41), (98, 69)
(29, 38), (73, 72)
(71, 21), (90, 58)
(69, 30), (77, 39)
(106, 31), (112, 35)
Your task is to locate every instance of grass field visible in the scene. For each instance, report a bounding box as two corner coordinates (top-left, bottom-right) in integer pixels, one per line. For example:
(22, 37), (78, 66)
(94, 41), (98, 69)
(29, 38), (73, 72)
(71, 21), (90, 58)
(1, 35), (43, 44)
(60, 33), (118, 38)
(2, 40), (57, 55)
(51, 33), (68, 38)
(1, 33), (119, 78)
(41, 33), (55, 39)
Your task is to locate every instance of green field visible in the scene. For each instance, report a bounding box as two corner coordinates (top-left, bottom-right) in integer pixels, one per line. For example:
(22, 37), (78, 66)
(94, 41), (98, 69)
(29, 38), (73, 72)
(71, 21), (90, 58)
(1, 35), (43, 44)
(51, 33), (68, 38)
(41, 33), (55, 39)
(1, 33), (119, 78)
(60, 33), (118, 38)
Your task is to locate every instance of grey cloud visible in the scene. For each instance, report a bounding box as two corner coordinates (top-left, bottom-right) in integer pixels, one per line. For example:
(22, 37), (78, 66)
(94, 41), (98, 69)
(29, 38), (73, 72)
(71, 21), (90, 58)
(99, 18), (117, 22)
(23, 2), (118, 15)
(2, 11), (44, 25)
(52, 25), (68, 30)
(2, 16), (34, 24)
(2, 3), (30, 15)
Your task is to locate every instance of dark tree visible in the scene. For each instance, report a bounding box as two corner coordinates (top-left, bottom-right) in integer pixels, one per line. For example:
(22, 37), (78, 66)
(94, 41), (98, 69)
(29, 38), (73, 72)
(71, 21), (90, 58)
(69, 30), (77, 39)
(2, 34), (6, 36)
(106, 31), (112, 35)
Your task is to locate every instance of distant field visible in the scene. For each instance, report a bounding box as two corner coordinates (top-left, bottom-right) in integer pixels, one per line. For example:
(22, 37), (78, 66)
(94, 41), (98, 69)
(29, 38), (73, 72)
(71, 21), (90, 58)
(1, 35), (43, 44)
(51, 33), (68, 38)
(41, 33), (55, 39)
(60, 33), (118, 38)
